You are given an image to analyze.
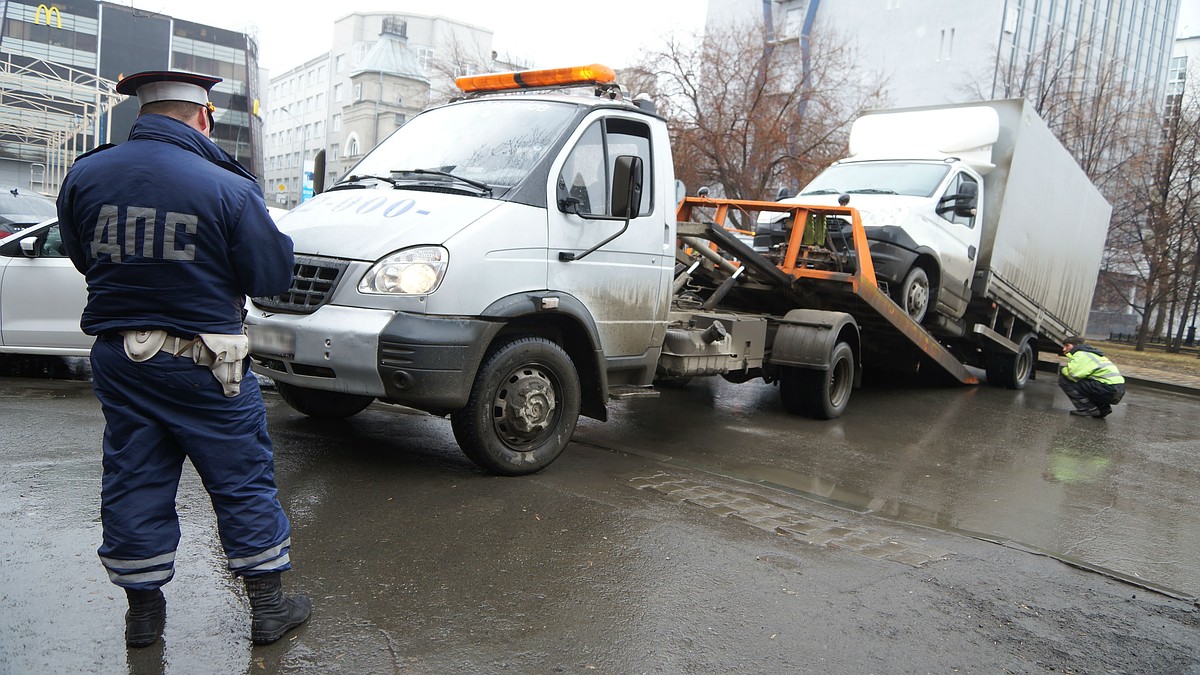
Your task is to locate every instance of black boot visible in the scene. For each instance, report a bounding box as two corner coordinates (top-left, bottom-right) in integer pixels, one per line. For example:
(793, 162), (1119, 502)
(124, 588), (166, 648)
(244, 572), (311, 645)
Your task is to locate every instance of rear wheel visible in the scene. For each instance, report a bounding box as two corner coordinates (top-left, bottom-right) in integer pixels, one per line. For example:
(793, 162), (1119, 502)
(275, 381), (375, 418)
(778, 341), (855, 420)
(986, 333), (1036, 390)
(450, 337), (580, 476)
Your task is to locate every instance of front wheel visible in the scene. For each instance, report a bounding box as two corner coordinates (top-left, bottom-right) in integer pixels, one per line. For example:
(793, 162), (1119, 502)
(275, 381), (375, 419)
(896, 266), (931, 324)
(450, 337), (581, 476)
(778, 341), (855, 420)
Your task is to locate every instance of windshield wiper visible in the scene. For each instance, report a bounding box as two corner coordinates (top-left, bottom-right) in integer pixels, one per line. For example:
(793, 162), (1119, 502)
(328, 174), (398, 191)
(800, 188), (842, 196)
(393, 168), (493, 196)
(846, 188), (898, 195)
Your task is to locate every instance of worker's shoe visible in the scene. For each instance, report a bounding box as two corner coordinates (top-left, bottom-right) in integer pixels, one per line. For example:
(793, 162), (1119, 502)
(124, 588), (166, 648)
(244, 572), (311, 645)
(1095, 404), (1113, 418)
(1069, 408), (1100, 417)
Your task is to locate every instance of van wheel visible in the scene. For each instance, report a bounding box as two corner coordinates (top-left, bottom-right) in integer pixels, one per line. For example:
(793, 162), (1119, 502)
(778, 341), (855, 420)
(986, 333), (1036, 390)
(896, 266), (930, 324)
(275, 381), (374, 418)
(450, 337), (580, 476)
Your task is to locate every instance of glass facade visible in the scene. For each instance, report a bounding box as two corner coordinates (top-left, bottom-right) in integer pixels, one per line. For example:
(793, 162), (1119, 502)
(0, 0), (264, 192)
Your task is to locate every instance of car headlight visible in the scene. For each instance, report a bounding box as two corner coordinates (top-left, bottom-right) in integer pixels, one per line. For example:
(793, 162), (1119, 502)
(858, 207), (910, 228)
(358, 246), (448, 295)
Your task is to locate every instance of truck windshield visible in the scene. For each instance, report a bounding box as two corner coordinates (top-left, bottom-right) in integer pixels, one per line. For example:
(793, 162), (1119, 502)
(801, 162), (951, 198)
(343, 99), (578, 193)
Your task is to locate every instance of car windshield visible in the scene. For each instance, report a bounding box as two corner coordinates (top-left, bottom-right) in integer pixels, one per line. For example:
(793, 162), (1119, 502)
(801, 162), (951, 198)
(342, 99), (578, 192)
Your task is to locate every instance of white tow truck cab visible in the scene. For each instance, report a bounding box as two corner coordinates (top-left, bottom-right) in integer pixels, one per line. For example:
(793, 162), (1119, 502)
(248, 65), (675, 474)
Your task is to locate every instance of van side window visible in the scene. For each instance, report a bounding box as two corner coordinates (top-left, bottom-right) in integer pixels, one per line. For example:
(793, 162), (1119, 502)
(941, 173), (977, 228)
(557, 117), (653, 217)
(558, 123), (606, 216)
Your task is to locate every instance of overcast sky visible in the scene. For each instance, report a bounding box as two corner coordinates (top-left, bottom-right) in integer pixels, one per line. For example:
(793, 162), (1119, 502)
(125, 0), (710, 76)
(122, 0), (1200, 77)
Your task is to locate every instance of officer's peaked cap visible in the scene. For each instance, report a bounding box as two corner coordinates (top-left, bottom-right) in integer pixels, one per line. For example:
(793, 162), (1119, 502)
(116, 70), (221, 108)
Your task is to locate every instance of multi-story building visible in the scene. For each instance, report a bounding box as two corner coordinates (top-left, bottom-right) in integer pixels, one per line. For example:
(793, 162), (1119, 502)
(707, 0), (1182, 111)
(0, 0), (265, 195)
(264, 11), (504, 208)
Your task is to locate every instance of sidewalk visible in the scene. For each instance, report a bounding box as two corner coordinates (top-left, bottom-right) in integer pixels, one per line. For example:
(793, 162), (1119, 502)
(1040, 357), (1200, 396)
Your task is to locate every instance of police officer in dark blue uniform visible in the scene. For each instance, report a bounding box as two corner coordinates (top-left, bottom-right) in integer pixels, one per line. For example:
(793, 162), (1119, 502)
(57, 70), (310, 648)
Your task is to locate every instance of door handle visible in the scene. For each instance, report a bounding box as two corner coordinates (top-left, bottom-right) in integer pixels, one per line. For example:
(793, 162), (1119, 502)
(968, 245), (977, 261)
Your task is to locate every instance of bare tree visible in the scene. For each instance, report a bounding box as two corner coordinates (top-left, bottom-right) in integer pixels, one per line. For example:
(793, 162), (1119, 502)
(630, 19), (887, 208)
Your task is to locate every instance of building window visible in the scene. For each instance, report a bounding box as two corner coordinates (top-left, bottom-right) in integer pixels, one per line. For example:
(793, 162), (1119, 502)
(334, 83), (343, 102)
(330, 144), (339, 161)
(346, 134), (360, 157)
(332, 114), (341, 132)
(353, 83), (363, 101)
(394, 113), (407, 126)
(938, 28), (955, 61)
(335, 54), (345, 73)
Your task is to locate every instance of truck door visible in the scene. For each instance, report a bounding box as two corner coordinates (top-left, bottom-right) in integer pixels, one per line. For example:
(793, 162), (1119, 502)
(931, 171), (981, 316)
(547, 115), (669, 359)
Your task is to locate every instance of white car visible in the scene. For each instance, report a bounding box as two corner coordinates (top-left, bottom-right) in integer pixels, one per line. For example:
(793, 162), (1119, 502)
(0, 207), (289, 358)
(0, 218), (91, 356)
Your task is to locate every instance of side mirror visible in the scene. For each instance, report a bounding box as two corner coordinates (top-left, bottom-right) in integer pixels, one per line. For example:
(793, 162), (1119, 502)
(954, 181), (978, 217)
(312, 149), (326, 196)
(19, 235), (40, 257)
(611, 155), (643, 220)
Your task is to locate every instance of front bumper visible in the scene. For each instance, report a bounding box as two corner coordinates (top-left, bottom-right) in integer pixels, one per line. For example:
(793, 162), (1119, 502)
(246, 304), (501, 414)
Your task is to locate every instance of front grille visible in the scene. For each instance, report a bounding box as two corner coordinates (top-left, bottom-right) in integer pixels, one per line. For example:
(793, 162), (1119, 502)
(252, 255), (349, 314)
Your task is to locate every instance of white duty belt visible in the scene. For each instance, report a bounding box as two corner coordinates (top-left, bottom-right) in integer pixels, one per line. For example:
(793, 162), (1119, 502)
(120, 329), (250, 397)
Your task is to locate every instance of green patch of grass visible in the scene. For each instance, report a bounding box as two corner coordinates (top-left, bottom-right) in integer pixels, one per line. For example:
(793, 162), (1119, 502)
(1093, 341), (1200, 378)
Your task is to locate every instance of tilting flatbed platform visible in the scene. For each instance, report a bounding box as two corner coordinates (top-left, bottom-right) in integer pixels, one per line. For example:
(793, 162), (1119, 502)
(675, 197), (978, 385)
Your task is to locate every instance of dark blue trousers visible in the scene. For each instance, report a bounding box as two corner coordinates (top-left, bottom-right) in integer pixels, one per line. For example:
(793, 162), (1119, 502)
(90, 335), (292, 591)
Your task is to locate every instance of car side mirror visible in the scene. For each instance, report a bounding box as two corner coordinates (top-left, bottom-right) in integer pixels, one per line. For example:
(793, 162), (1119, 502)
(19, 235), (40, 258)
(954, 181), (978, 217)
(611, 155), (643, 220)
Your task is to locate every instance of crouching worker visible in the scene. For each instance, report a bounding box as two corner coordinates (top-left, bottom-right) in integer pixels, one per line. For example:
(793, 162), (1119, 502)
(57, 70), (309, 647)
(1059, 335), (1126, 418)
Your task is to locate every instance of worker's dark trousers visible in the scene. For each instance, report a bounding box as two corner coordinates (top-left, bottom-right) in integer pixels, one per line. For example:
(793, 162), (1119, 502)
(90, 335), (292, 591)
(1058, 373), (1125, 412)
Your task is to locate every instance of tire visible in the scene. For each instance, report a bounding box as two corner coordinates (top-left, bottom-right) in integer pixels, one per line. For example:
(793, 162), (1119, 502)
(275, 381), (374, 418)
(778, 341), (855, 420)
(986, 333), (1036, 390)
(449, 337), (580, 476)
(896, 266), (931, 324)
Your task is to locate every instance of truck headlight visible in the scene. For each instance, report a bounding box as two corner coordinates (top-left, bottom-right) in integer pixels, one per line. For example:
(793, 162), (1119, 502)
(358, 246), (448, 295)
(859, 207), (909, 228)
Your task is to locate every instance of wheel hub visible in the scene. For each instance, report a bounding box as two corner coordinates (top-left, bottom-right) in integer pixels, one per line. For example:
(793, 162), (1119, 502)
(495, 368), (556, 441)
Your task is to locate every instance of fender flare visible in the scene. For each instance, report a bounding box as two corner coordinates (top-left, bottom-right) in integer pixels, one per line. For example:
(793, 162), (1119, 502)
(770, 309), (861, 376)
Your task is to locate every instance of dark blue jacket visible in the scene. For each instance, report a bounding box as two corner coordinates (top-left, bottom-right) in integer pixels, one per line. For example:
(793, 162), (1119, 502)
(58, 114), (293, 337)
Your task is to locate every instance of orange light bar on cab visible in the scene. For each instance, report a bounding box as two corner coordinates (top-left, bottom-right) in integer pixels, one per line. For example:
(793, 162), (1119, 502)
(456, 64), (616, 93)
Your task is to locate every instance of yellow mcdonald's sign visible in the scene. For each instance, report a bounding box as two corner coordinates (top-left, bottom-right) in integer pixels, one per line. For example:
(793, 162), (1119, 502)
(35, 4), (62, 29)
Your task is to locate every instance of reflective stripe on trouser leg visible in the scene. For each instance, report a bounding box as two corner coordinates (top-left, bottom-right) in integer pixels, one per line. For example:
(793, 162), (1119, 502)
(91, 339), (187, 591)
(90, 337), (292, 580)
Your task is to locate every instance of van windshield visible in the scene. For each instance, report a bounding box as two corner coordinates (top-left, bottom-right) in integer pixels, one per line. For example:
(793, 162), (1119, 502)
(343, 99), (578, 192)
(800, 162), (951, 198)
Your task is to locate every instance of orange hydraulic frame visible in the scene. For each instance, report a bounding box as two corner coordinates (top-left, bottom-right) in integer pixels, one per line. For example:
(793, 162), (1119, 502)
(674, 196), (978, 385)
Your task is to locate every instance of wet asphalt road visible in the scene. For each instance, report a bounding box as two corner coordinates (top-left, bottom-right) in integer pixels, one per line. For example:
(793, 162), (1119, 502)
(1, 358), (1199, 673)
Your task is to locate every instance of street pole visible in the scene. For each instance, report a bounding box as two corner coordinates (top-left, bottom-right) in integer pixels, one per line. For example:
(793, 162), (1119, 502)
(280, 104), (306, 208)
